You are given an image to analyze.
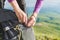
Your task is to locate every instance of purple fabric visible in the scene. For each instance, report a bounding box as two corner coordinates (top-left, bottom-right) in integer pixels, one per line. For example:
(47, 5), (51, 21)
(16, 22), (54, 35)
(33, 0), (43, 13)
(8, 0), (13, 2)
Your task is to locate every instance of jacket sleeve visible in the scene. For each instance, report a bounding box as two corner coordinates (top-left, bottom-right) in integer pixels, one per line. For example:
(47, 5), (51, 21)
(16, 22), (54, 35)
(33, 0), (44, 13)
(8, 0), (14, 2)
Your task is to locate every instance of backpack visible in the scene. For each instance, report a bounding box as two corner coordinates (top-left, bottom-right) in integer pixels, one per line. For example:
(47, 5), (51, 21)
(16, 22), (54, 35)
(0, 0), (26, 40)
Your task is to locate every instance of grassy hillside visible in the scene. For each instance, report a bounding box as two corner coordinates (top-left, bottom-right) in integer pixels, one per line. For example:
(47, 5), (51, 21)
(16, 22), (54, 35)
(33, 12), (60, 40)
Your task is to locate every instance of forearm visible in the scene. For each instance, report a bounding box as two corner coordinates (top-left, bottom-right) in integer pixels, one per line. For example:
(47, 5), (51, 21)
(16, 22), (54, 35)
(33, 0), (44, 18)
(8, 0), (25, 16)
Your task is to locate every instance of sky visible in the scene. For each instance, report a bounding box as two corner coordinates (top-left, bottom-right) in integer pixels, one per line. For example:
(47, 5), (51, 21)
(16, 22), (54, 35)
(25, 0), (60, 8)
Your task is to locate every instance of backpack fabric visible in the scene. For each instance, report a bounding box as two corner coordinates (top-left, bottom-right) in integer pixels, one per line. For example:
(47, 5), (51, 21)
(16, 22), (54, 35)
(0, 9), (23, 40)
(0, 0), (26, 40)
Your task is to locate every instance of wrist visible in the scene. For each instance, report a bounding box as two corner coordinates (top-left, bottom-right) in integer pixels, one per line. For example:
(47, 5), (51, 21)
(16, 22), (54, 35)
(32, 12), (38, 18)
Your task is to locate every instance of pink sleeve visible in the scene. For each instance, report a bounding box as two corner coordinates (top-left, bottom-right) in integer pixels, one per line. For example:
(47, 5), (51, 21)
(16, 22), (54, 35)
(33, 0), (44, 13)
(8, 0), (14, 2)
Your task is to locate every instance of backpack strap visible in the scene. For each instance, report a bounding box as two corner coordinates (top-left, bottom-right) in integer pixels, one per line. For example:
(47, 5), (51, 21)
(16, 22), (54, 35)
(0, 0), (5, 8)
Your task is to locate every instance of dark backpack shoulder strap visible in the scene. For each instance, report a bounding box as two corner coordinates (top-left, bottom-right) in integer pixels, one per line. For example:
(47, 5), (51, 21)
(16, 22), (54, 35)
(0, 0), (5, 8)
(0, 0), (2, 8)
(16, 0), (26, 12)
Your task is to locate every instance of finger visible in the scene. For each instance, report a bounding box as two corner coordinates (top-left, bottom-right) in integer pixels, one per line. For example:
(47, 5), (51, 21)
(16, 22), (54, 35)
(21, 14), (23, 22)
(28, 19), (35, 27)
(23, 16), (25, 22)
(22, 14), (27, 24)
(19, 13), (22, 22)
(27, 18), (35, 27)
(31, 21), (36, 26)
(27, 21), (34, 27)
(23, 16), (27, 25)
(25, 16), (27, 25)
(29, 16), (35, 24)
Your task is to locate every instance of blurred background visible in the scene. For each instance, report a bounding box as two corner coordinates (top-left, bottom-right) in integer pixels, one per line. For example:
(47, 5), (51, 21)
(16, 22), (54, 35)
(25, 0), (60, 40)
(0, 0), (60, 40)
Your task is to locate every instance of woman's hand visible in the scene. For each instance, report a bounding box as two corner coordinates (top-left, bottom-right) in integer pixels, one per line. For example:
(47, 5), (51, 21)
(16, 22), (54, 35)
(27, 16), (36, 27)
(8, 0), (27, 24)
(17, 12), (27, 24)
(26, 13), (37, 27)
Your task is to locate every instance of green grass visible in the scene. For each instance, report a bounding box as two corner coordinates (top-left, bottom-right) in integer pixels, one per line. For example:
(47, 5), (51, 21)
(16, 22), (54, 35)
(33, 12), (60, 40)
(34, 22), (60, 40)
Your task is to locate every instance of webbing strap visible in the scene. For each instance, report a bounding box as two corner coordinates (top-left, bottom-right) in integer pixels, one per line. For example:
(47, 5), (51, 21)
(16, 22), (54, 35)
(0, 0), (5, 8)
